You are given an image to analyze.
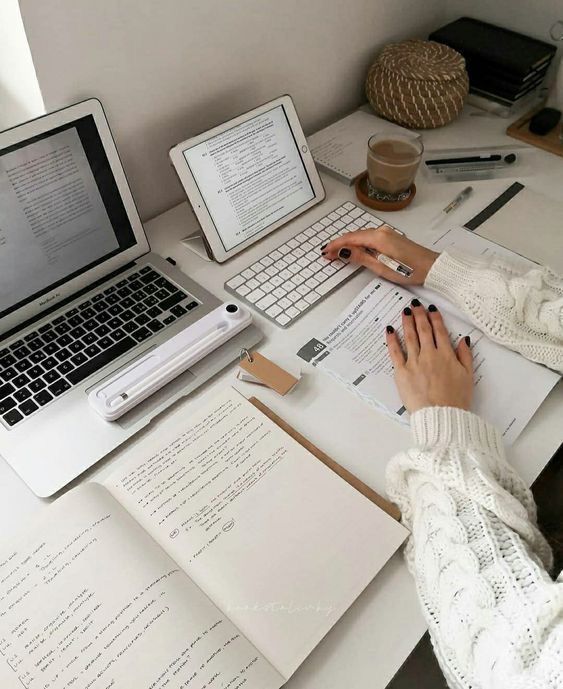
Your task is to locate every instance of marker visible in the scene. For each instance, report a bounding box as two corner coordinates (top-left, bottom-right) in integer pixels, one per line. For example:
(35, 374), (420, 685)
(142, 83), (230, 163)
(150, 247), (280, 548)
(364, 247), (413, 278)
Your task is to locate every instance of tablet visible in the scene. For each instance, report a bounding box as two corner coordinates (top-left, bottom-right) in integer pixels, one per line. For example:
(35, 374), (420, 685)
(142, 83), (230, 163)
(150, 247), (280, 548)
(170, 95), (325, 263)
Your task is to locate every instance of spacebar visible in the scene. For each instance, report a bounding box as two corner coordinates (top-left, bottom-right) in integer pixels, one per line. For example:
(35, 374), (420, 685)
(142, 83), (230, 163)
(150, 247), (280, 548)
(67, 337), (137, 385)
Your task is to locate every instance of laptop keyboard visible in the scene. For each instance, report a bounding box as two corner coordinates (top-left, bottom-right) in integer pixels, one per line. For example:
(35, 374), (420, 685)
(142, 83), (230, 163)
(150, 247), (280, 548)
(0, 265), (199, 429)
(225, 202), (385, 327)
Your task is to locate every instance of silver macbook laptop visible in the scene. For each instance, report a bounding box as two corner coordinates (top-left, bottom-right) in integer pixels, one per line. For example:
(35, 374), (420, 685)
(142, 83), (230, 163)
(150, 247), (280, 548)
(0, 99), (260, 497)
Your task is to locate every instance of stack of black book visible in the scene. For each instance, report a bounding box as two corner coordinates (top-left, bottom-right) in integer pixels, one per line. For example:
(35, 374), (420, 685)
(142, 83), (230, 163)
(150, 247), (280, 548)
(430, 17), (556, 109)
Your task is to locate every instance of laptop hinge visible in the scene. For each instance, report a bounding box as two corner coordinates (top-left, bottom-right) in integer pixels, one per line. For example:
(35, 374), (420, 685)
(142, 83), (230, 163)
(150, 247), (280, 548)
(1, 261), (136, 345)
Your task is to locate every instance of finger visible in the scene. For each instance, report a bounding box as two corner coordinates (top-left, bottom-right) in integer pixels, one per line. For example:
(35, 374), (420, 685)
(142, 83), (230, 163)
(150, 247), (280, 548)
(410, 300), (435, 350)
(456, 335), (473, 372)
(334, 245), (412, 283)
(385, 326), (405, 368)
(322, 227), (391, 258)
(402, 306), (419, 359)
(427, 305), (452, 350)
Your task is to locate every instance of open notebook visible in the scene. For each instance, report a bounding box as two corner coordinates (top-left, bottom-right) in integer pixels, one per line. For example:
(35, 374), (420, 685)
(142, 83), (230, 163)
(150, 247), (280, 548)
(0, 388), (407, 689)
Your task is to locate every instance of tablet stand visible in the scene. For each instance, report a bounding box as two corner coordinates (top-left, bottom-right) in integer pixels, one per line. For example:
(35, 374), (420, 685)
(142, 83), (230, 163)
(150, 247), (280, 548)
(181, 232), (213, 262)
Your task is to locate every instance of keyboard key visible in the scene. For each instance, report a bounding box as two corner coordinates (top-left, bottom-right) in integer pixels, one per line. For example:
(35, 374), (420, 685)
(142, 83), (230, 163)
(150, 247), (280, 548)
(266, 304), (283, 318)
(117, 286), (132, 298)
(93, 300), (108, 313)
(117, 279), (129, 288)
(78, 300), (93, 310)
(132, 327), (151, 343)
(148, 319), (166, 331)
(14, 360), (32, 373)
(106, 294), (120, 305)
(0, 382), (15, 399)
(92, 293), (105, 302)
(34, 390), (54, 406)
(305, 291), (321, 305)
(155, 277), (175, 291)
(159, 291), (186, 311)
(54, 322), (70, 335)
(44, 370), (61, 384)
(135, 313), (150, 326)
(144, 283), (158, 296)
(123, 321), (138, 334)
(20, 400), (38, 416)
(278, 297), (292, 310)
(55, 348), (71, 362)
(256, 294), (276, 310)
(42, 330), (57, 343)
(0, 353), (16, 368)
(13, 374), (30, 388)
(98, 337), (114, 350)
(48, 379), (71, 397)
(96, 311), (111, 324)
(103, 285), (117, 295)
(27, 338), (44, 353)
(286, 306), (300, 319)
(27, 366), (44, 379)
(42, 357), (58, 370)
(132, 303), (145, 315)
(276, 313), (291, 326)
(3, 409), (23, 426)
(236, 285), (250, 297)
(14, 388), (31, 403)
(23, 331), (39, 343)
(140, 270), (159, 284)
(81, 307), (96, 320)
(57, 361), (74, 375)
(147, 306), (162, 319)
(57, 334), (72, 347)
(186, 301), (198, 311)
(107, 317), (123, 329)
(68, 314), (84, 327)
(170, 304), (187, 318)
(85, 345), (101, 358)
(108, 304), (123, 316)
(66, 338), (137, 387)
(144, 296), (158, 308)
(227, 275), (245, 289)
(83, 332), (97, 345)
(288, 291), (301, 303)
(71, 353), (88, 367)
(96, 324), (111, 337)
(29, 378), (46, 393)
(38, 323), (53, 333)
(246, 288), (265, 304)
(0, 397), (16, 414)
(121, 309), (135, 321)
(14, 346), (31, 359)
(1, 367), (17, 381)
(44, 342), (59, 355)
(9, 339), (25, 350)
(246, 278), (259, 291)
(129, 279), (143, 291)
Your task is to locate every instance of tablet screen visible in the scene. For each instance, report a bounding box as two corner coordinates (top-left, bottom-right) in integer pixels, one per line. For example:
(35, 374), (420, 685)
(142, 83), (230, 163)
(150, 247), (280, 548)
(182, 104), (315, 252)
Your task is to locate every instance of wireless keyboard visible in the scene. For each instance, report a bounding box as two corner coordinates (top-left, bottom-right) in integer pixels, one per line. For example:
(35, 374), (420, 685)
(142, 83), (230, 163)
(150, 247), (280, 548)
(225, 202), (385, 327)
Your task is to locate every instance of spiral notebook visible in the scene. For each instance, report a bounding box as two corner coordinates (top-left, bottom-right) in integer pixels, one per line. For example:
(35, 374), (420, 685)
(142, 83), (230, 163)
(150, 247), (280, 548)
(307, 110), (408, 184)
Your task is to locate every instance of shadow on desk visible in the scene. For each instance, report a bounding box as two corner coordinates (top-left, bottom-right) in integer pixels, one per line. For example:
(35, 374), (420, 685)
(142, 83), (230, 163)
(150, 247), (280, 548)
(387, 443), (563, 689)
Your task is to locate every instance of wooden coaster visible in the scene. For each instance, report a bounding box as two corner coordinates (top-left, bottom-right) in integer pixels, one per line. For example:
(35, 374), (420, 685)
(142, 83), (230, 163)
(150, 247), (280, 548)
(506, 105), (563, 158)
(355, 172), (416, 211)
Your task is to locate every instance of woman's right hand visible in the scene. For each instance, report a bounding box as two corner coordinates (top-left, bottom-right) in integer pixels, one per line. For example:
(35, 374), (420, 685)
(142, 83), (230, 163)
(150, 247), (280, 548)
(322, 226), (439, 286)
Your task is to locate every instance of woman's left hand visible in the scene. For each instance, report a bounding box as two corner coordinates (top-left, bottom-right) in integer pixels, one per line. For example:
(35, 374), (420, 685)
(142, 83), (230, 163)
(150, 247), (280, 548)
(386, 301), (474, 414)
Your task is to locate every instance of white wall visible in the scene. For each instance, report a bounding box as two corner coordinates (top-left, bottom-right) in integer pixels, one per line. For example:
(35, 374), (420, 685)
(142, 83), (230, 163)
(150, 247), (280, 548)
(0, 0), (43, 130)
(20, 0), (444, 221)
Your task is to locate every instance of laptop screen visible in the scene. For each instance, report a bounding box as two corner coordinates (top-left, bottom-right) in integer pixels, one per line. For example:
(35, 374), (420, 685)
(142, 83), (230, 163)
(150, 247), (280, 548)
(0, 114), (137, 319)
(182, 103), (315, 252)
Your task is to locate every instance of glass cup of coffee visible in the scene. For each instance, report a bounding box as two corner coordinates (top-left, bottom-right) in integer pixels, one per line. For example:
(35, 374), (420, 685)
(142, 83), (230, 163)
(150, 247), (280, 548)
(366, 133), (423, 202)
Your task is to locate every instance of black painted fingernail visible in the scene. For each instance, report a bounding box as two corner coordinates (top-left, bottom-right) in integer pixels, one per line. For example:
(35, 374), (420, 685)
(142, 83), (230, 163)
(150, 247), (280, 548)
(321, 251), (327, 256)
(338, 248), (351, 259)
(320, 244), (327, 251)
(403, 307), (412, 316)
(411, 298), (421, 307)
(465, 335), (471, 346)
(386, 325), (394, 334)
(428, 304), (438, 312)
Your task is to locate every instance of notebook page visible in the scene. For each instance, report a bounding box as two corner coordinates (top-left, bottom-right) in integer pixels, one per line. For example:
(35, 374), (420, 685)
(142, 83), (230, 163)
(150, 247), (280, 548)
(104, 388), (407, 679)
(0, 483), (282, 689)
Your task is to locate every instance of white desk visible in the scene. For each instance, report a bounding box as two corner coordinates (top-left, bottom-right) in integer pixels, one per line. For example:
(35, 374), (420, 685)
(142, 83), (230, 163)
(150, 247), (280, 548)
(1, 105), (562, 689)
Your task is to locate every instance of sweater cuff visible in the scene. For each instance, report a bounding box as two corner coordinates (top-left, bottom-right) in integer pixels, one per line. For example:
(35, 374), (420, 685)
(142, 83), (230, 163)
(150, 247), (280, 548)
(411, 406), (504, 455)
(424, 250), (483, 302)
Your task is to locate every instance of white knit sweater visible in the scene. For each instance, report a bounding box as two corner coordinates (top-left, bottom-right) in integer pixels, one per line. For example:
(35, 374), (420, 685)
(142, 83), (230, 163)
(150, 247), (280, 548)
(386, 251), (563, 689)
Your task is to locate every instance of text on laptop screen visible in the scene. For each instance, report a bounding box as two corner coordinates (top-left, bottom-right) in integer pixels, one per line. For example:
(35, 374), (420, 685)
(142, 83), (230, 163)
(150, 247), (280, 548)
(183, 104), (315, 252)
(0, 115), (137, 318)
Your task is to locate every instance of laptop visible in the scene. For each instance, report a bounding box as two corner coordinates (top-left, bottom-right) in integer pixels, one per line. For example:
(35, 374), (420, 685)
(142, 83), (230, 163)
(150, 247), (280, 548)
(0, 99), (261, 497)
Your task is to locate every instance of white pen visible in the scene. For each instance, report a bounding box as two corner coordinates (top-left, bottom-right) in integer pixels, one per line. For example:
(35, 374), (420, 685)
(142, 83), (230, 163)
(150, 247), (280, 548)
(430, 186), (473, 228)
(364, 247), (414, 278)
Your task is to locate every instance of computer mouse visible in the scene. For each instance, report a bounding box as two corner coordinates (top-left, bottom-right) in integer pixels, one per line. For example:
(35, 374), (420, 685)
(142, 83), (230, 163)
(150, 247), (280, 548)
(529, 107), (561, 136)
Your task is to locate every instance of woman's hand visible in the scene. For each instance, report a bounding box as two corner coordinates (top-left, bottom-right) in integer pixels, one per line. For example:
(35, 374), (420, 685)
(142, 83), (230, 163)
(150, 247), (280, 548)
(322, 226), (439, 286)
(386, 301), (473, 413)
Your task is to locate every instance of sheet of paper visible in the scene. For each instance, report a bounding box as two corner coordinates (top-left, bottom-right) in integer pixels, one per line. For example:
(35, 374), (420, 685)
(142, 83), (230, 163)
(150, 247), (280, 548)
(297, 278), (559, 444)
(307, 111), (408, 183)
(0, 483), (282, 689)
(105, 388), (407, 679)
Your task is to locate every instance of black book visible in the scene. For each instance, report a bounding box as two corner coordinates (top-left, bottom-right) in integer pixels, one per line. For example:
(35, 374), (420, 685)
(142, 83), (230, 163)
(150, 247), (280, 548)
(465, 57), (551, 89)
(430, 17), (556, 80)
(470, 71), (547, 101)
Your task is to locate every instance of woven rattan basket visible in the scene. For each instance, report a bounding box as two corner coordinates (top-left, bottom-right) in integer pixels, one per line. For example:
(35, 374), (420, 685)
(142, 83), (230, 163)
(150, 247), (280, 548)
(366, 40), (469, 129)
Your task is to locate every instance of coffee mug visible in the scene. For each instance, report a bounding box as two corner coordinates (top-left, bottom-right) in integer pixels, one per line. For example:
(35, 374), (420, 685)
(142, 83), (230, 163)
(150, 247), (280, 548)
(366, 133), (423, 201)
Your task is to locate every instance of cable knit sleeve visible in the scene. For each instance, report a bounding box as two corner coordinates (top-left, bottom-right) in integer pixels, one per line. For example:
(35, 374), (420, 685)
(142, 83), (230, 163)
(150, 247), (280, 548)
(425, 251), (563, 372)
(386, 407), (563, 689)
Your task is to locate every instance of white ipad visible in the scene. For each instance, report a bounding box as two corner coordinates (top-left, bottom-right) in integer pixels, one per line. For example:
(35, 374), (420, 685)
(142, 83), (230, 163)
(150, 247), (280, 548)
(170, 95), (325, 263)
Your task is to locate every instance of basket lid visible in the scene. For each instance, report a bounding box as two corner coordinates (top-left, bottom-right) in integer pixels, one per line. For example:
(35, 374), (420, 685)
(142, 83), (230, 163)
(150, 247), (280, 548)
(377, 40), (466, 82)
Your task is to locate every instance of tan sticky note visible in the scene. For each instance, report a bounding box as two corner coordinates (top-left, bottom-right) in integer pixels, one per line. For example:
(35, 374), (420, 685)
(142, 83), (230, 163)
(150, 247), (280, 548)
(239, 351), (299, 396)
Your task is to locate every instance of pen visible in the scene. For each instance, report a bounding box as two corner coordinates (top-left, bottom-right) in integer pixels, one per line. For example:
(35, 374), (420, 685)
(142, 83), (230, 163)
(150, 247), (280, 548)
(364, 247), (413, 278)
(430, 186), (473, 228)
